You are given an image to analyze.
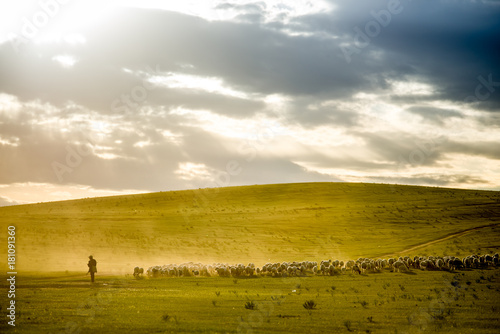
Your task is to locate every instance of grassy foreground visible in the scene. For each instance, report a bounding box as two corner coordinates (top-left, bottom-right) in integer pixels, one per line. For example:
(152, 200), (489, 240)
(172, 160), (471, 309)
(1, 182), (500, 333)
(0, 182), (499, 272)
(1, 268), (499, 333)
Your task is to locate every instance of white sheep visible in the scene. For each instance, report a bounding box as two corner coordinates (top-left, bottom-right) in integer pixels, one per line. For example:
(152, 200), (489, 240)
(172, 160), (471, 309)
(393, 260), (409, 273)
(133, 267), (144, 277)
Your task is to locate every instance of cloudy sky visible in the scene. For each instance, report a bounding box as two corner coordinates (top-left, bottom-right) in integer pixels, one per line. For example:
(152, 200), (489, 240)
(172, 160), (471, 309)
(0, 0), (499, 206)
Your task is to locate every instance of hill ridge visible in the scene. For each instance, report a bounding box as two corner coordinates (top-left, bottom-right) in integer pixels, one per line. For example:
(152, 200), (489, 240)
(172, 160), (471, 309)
(1, 182), (499, 272)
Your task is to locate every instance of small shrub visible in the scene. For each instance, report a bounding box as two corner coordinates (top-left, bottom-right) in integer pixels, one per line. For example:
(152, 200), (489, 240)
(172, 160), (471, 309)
(303, 300), (317, 310)
(360, 300), (368, 308)
(245, 301), (256, 310)
(344, 320), (353, 331)
(271, 295), (283, 305)
(162, 314), (170, 322)
(215, 291), (221, 297)
(212, 300), (217, 307)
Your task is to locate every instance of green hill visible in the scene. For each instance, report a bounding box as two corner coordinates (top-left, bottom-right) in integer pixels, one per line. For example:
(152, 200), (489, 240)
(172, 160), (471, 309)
(1, 182), (499, 273)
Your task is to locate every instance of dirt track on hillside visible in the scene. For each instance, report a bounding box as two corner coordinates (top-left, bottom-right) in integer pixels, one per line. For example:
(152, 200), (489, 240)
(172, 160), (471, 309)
(381, 222), (500, 257)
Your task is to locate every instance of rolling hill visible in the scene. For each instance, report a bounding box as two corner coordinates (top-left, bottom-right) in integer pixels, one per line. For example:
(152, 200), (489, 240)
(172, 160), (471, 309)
(1, 182), (499, 273)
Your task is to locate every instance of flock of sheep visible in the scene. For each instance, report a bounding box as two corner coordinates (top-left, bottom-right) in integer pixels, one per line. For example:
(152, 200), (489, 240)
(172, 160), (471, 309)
(134, 253), (499, 278)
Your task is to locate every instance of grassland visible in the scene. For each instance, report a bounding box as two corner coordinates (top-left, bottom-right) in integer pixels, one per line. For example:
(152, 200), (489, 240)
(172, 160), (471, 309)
(1, 269), (499, 333)
(0, 182), (499, 272)
(1, 182), (500, 333)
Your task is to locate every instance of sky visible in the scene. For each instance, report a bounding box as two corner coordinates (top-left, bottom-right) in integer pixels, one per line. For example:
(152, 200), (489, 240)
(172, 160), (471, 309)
(0, 0), (499, 206)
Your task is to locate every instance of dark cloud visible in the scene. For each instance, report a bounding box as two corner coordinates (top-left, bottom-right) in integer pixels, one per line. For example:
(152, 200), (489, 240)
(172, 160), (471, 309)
(406, 106), (463, 125)
(216, 2), (267, 12)
(443, 141), (500, 161)
(354, 131), (445, 168)
(219, 157), (340, 186)
(217, 2), (267, 23)
(365, 174), (490, 187)
(292, 1), (500, 107)
(336, 0), (500, 106)
(1, 1), (499, 112)
(0, 7), (384, 112)
(476, 113), (500, 128)
(285, 97), (360, 128)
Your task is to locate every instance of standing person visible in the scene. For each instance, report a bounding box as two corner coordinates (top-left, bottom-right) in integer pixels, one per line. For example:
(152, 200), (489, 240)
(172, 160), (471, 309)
(87, 255), (97, 283)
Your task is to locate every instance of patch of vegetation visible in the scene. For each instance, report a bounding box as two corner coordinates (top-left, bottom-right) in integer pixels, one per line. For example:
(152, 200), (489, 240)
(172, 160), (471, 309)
(344, 320), (353, 332)
(303, 300), (317, 311)
(244, 301), (256, 310)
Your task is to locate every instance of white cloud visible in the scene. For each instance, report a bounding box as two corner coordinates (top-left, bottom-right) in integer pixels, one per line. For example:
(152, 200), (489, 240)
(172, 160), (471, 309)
(120, 0), (333, 23)
(0, 182), (149, 205)
(161, 130), (183, 145)
(169, 107), (286, 143)
(149, 72), (250, 99)
(93, 152), (121, 160)
(389, 80), (434, 96)
(175, 162), (213, 181)
(0, 93), (22, 115)
(52, 54), (78, 68)
(133, 140), (152, 148)
(0, 136), (20, 147)
(0, 1), (114, 45)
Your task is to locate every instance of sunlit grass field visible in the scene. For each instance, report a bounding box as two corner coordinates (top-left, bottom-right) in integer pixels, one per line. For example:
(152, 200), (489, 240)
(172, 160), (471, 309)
(1, 182), (499, 333)
(1, 182), (499, 272)
(1, 269), (499, 333)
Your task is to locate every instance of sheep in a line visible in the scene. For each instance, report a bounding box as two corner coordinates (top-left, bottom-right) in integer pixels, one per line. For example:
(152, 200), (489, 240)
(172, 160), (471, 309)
(142, 253), (499, 279)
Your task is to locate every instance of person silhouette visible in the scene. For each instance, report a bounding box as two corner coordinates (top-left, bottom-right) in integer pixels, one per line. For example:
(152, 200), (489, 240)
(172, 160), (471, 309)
(87, 255), (97, 283)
